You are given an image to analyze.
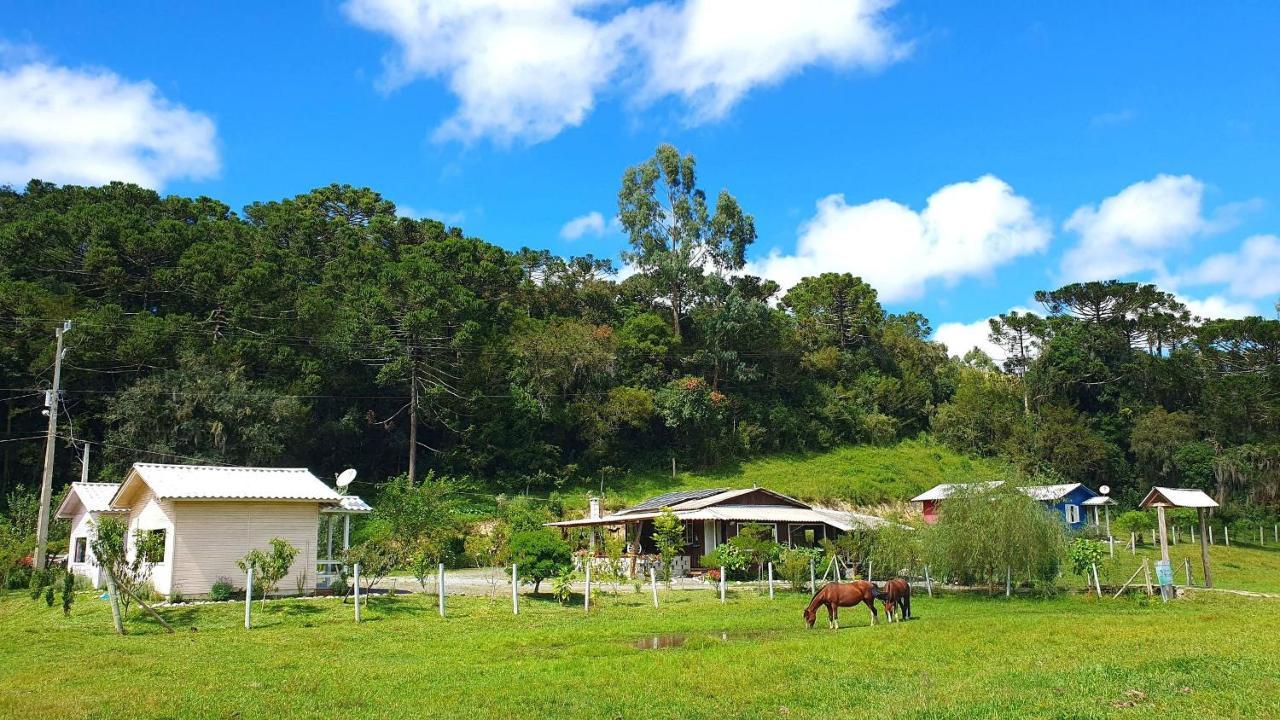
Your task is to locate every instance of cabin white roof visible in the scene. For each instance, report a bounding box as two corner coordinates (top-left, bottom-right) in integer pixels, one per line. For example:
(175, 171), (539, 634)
(1140, 487), (1219, 509)
(54, 482), (124, 518)
(111, 463), (342, 506)
(321, 495), (374, 514)
(1082, 496), (1116, 506)
(910, 481), (1003, 502)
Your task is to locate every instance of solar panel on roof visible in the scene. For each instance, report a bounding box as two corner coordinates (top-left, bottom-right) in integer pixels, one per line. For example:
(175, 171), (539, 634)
(624, 488), (726, 513)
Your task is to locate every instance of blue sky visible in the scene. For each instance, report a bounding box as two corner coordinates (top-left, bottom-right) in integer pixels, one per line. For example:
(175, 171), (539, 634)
(3, 1), (1278, 358)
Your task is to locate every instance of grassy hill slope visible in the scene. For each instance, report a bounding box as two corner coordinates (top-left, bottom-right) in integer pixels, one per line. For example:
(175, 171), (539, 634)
(584, 439), (1017, 510)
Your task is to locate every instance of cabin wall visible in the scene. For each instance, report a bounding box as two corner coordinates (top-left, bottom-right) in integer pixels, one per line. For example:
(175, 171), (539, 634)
(170, 501), (319, 598)
(126, 486), (176, 595)
(66, 508), (105, 588)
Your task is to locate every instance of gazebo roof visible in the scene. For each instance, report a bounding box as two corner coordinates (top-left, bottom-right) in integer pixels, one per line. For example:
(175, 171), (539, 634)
(1139, 487), (1219, 509)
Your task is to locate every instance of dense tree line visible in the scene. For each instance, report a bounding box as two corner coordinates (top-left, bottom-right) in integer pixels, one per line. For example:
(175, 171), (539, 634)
(2, 144), (1278, 520)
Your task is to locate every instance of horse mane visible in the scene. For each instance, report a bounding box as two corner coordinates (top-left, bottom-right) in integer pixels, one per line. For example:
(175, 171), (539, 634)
(804, 585), (828, 613)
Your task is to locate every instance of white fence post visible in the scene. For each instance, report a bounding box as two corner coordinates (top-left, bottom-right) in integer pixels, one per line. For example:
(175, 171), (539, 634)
(512, 564), (519, 615)
(1005, 567), (1011, 598)
(1224, 526), (1230, 546)
(244, 567), (254, 629)
(767, 562), (775, 599)
(437, 563), (445, 618)
(719, 566), (726, 603)
(924, 565), (933, 597)
(809, 558), (815, 593)
(353, 563), (361, 623)
(1091, 563), (1101, 597)
(584, 561), (592, 613)
(649, 566), (659, 608)
(1184, 558), (1192, 587)
(1209, 525), (1214, 545)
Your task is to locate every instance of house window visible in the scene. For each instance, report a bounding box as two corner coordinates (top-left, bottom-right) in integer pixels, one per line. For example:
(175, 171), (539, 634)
(141, 529), (167, 563)
(733, 522), (778, 541)
(682, 521), (699, 550)
(73, 537), (87, 564)
(787, 524), (824, 547)
(1065, 505), (1081, 524)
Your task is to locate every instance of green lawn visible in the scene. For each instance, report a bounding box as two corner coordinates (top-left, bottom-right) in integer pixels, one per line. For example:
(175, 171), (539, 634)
(3, 586), (1278, 719)
(585, 439), (1016, 509)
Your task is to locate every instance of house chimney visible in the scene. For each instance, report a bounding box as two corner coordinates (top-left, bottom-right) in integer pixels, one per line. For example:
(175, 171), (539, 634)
(589, 496), (601, 520)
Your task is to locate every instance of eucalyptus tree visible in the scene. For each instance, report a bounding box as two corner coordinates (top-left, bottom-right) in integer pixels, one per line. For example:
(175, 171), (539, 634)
(617, 144), (756, 341)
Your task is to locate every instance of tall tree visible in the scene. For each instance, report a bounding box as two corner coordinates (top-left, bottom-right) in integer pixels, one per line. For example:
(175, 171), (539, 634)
(617, 144), (756, 341)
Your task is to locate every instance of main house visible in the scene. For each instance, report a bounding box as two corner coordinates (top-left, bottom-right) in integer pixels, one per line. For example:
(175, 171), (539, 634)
(548, 487), (887, 577)
(56, 463), (370, 598)
(910, 481), (1100, 529)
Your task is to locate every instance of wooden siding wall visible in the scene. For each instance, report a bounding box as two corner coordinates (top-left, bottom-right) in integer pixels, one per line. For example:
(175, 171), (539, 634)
(170, 501), (318, 598)
(127, 486), (176, 595)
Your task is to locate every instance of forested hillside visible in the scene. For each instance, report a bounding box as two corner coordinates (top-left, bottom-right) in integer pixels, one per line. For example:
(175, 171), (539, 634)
(2, 145), (1278, 518)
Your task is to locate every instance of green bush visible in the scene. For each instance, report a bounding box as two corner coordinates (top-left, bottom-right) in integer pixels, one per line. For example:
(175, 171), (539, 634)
(776, 546), (823, 590)
(924, 483), (1065, 589)
(61, 570), (74, 617)
(700, 543), (747, 579)
(209, 577), (234, 601)
(509, 530), (572, 594)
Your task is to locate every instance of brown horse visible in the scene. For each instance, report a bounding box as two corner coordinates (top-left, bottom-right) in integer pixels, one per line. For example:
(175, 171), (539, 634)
(875, 578), (912, 622)
(803, 580), (879, 629)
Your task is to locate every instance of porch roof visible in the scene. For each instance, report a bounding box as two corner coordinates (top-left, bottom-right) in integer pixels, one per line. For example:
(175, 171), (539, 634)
(547, 504), (888, 531)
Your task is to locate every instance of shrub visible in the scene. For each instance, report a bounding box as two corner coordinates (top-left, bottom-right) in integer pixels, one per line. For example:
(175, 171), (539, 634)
(508, 530), (572, 594)
(776, 546), (823, 590)
(236, 537), (300, 602)
(168, 590), (185, 605)
(1066, 538), (1105, 580)
(44, 584), (54, 607)
(209, 578), (234, 602)
(726, 524), (781, 577)
(700, 543), (747, 579)
(61, 570), (74, 616)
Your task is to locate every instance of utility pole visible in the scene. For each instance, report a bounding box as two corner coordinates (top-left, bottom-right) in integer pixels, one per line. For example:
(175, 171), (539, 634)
(408, 360), (418, 486)
(34, 321), (71, 571)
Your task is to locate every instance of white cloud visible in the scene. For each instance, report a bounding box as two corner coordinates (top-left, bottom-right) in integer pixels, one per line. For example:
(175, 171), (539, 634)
(1179, 234), (1280, 300)
(748, 175), (1049, 301)
(560, 210), (607, 240)
(630, 0), (908, 123)
(0, 62), (218, 189)
(344, 0), (907, 144)
(934, 316), (1004, 362)
(1060, 174), (1216, 282)
(1177, 293), (1257, 320)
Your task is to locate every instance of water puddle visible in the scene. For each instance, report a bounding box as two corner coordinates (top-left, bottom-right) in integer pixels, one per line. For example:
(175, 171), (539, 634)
(633, 634), (686, 649)
(632, 632), (731, 650)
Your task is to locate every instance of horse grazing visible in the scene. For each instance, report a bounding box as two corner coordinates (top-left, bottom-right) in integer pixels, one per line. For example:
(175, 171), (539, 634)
(803, 580), (878, 629)
(875, 578), (912, 622)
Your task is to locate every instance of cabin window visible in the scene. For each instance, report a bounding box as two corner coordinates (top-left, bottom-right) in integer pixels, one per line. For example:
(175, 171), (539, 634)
(733, 522), (778, 541)
(1065, 505), (1081, 524)
(787, 524), (824, 547)
(141, 529), (167, 563)
(73, 537), (87, 563)
(682, 521), (698, 549)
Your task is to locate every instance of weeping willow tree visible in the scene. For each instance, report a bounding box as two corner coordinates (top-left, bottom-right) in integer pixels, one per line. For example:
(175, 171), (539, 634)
(924, 483), (1065, 591)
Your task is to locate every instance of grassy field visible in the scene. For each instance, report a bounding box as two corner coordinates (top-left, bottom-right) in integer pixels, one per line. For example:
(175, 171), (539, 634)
(2, 585), (1278, 719)
(584, 439), (1016, 509)
(1085, 538), (1280, 595)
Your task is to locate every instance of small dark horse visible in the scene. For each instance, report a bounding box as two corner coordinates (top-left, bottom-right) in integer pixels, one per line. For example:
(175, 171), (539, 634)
(803, 580), (878, 629)
(875, 577), (912, 622)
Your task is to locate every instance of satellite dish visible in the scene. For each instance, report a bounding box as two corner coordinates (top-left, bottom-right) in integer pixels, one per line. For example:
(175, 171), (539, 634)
(336, 469), (357, 490)
(1099, 485), (1111, 495)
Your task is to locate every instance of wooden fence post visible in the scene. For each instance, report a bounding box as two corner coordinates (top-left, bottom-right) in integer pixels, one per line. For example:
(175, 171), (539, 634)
(244, 567), (254, 629)
(1183, 558), (1192, 587)
(767, 562), (775, 599)
(511, 564), (518, 615)
(924, 565), (933, 597)
(1199, 508), (1214, 588)
(1142, 559), (1153, 597)
(352, 564), (360, 623)
(649, 566), (658, 608)
(584, 561), (591, 613)
(1130, 532), (1136, 555)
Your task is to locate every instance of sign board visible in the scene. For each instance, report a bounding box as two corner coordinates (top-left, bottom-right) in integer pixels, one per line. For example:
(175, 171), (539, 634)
(1155, 560), (1174, 587)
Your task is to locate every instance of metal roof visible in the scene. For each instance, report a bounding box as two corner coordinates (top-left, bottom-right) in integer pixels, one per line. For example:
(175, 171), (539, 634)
(113, 463), (342, 505)
(912, 481), (1096, 503)
(54, 482), (123, 518)
(620, 488), (728, 514)
(910, 481), (1003, 502)
(321, 495), (373, 514)
(1082, 496), (1116, 506)
(1140, 487), (1219, 509)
